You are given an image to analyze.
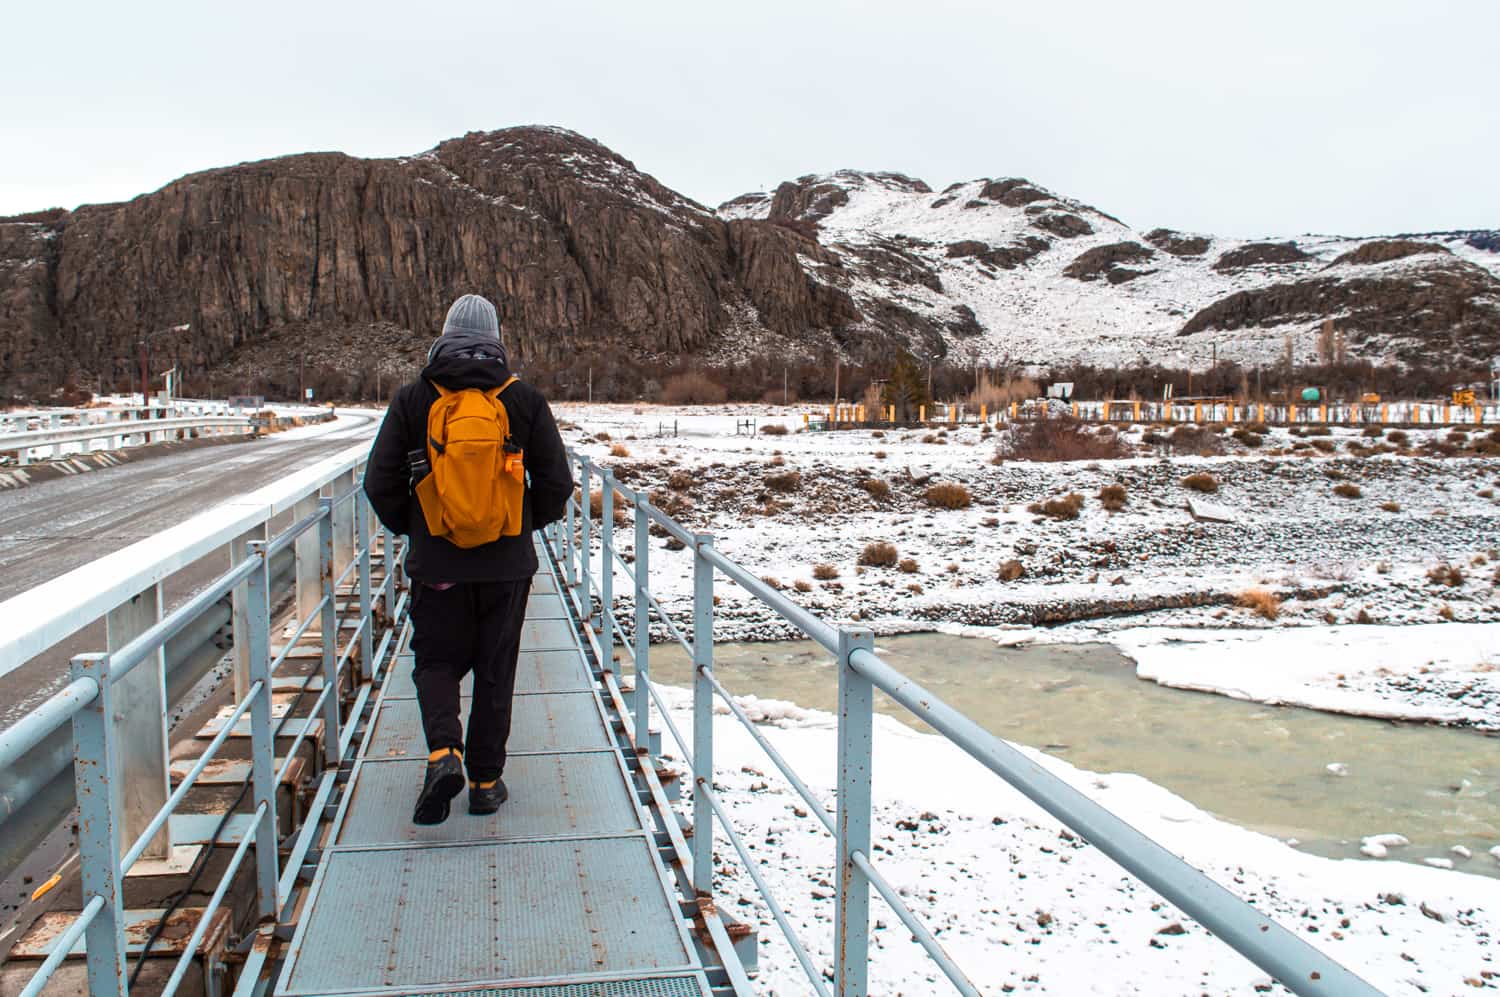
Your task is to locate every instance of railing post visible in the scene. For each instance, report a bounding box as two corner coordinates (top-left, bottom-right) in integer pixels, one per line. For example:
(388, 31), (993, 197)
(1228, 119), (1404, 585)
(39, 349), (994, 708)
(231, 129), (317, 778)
(835, 628), (875, 996)
(231, 524), (270, 704)
(106, 583), (171, 862)
(599, 468), (615, 642)
(578, 458), (592, 619)
(245, 541), (280, 919)
(377, 524), (395, 622)
(564, 479), (578, 596)
(328, 468), (356, 572)
(692, 532), (715, 898)
(70, 652), (128, 997)
(317, 499), (342, 765)
(293, 494), (321, 623)
(355, 497), (374, 682)
(633, 496), (652, 751)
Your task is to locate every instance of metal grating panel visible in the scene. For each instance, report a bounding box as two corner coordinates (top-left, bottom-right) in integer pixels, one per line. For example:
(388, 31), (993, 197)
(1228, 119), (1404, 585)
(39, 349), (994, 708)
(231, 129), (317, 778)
(418, 975), (709, 996)
(365, 694), (611, 759)
(334, 752), (641, 846)
(383, 650), (593, 700)
(525, 592), (569, 620)
(531, 573), (559, 594)
(280, 838), (693, 995)
(521, 618), (577, 651)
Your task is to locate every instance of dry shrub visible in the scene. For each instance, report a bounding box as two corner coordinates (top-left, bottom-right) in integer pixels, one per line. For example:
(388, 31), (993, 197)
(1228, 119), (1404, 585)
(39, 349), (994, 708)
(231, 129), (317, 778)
(1232, 428), (1264, 448)
(812, 563), (840, 580)
(1478, 489), (1495, 499)
(1388, 430), (1409, 446)
(609, 443), (631, 458)
(667, 469), (695, 491)
(649, 488), (692, 519)
(1493, 565), (1500, 588)
(921, 433), (939, 444)
(1361, 425), (1384, 438)
(1333, 482), (1362, 499)
(761, 576), (784, 591)
(1236, 588), (1281, 621)
(1169, 425), (1223, 456)
(873, 450), (887, 460)
(945, 563), (960, 574)
(766, 470), (802, 493)
(1181, 472), (1219, 493)
(1310, 438), (1336, 454)
(1028, 493), (1085, 520)
(660, 370), (728, 405)
(997, 559), (1025, 581)
(1379, 501), (1401, 513)
(924, 482), (973, 509)
(793, 579), (813, 593)
(859, 478), (892, 501)
(1356, 608), (1373, 624)
(1098, 483), (1128, 511)
(996, 417), (1128, 462)
(760, 423), (788, 436)
(859, 541), (899, 567)
(906, 583), (924, 594)
(897, 558), (920, 574)
(589, 490), (603, 519)
(1439, 604), (1455, 621)
(1427, 563), (1465, 587)
(594, 431), (611, 442)
(970, 373), (1039, 410)
(769, 455), (786, 466)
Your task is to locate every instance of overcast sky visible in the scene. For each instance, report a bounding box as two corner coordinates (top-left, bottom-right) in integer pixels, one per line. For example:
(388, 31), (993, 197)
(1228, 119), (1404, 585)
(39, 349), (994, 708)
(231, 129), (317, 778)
(4, 0), (1495, 237)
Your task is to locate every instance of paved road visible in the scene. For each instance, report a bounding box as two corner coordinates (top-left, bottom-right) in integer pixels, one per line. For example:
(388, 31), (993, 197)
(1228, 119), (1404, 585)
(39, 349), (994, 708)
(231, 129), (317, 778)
(0, 410), (380, 722)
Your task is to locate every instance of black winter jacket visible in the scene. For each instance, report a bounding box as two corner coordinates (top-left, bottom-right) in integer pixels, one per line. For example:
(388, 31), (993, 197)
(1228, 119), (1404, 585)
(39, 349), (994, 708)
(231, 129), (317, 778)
(363, 352), (573, 582)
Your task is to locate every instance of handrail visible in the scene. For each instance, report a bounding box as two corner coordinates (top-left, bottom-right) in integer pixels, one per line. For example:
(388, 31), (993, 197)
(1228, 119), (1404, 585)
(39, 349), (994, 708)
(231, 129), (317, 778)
(558, 447), (1383, 997)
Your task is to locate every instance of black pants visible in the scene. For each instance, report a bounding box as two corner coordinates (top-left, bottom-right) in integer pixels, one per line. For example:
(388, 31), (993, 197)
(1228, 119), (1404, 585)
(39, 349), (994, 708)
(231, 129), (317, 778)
(409, 579), (530, 783)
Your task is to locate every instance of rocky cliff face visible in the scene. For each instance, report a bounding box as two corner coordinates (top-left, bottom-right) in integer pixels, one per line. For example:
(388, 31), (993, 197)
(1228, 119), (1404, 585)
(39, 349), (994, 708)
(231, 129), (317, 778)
(0, 127), (866, 396)
(5, 128), (1498, 398)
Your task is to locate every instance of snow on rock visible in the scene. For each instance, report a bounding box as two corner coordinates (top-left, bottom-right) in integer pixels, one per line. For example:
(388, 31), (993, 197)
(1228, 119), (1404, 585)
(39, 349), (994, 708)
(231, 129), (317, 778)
(1365, 834), (1412, 849)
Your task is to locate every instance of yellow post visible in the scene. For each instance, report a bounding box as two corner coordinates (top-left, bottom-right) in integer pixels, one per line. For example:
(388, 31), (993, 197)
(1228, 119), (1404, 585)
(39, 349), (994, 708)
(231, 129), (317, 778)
(1257, 403), (1265, 423)
(1289, 404), (1296, 423)
(1227, 403), (1234, 424)
(1102, 401), (1111, 421)
(1010, 402), (1018, 419)
(857, 404), (865, 423)
(1319, 404), (1327, 423)
(1380, 404), (1388, 424)
(1475, 403), (1483, 425)
(802, 413), (809, 426)
(1134, 401), (1141, 421)
(919, 404), (926, 423)
(980, 404), (987, 423)
(1072, 403), (1079, 419)
(1443, 404), (1451, 424)
(828, 405), (835, 426)
(1194, 402), (1202, 422)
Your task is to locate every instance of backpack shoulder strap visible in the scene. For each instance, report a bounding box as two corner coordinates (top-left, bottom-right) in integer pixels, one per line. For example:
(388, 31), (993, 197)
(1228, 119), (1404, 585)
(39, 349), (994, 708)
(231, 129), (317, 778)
(489, 376), (519, 400)
(430, 380), (453, 399)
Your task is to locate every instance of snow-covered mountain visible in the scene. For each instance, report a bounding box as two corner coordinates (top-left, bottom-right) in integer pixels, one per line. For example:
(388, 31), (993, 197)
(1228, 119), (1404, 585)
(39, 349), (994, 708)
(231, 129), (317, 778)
(719, 171), (1500, 370)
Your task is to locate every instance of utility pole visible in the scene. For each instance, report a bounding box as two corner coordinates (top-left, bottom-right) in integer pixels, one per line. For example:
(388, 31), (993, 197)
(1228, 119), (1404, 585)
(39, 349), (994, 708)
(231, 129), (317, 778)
(299, 354), (306, 402)
(782, 366), (788, 407)
(833, 357), (840, 406)
(588, 366), (593, 405)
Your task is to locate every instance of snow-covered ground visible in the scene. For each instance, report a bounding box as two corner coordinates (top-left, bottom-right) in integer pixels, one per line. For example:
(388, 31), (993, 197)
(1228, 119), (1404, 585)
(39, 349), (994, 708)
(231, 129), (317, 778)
(656, 685), (1497, 995)
(556, 401), (1500, 990)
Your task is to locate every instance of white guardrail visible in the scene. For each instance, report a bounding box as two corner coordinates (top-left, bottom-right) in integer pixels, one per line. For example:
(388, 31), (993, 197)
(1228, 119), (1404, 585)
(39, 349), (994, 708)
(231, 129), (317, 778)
(0, 417), (253, 465)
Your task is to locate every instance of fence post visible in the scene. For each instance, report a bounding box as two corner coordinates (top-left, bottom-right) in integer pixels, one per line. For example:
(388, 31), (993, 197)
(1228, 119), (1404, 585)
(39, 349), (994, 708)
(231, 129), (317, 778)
(231, 525), (270, 703)
(835, 628), (875, 996)
(564, 472), (578, 595)
(599, 468), (615, 646)
(293, 493), (321, 623)
(106, 584), (171, 862)
(245, 541), (280, 919)
(317, 500), (342, 766)
(691, 532), (715, 897)
(578, 459), (593, 622)
(634, 496), (652, 751)
(378, 524), (395, 621)
(70, 652), (128, 997)
(356, 498), (374, 681)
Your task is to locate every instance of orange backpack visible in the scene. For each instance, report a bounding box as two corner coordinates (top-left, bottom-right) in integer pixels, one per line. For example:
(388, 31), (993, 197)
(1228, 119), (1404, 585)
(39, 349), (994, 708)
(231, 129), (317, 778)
(413, 378), (526, 547)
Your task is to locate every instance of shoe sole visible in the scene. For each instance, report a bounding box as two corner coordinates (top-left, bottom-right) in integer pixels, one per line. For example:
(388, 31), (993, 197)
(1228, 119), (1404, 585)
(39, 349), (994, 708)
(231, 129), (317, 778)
(413, 770), (466, 825)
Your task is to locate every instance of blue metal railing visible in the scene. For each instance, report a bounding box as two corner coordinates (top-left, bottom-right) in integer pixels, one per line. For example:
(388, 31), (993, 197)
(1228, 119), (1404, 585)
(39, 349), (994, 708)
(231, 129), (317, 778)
(0, 468), (405, 997)
(550, 450), (1384, 997)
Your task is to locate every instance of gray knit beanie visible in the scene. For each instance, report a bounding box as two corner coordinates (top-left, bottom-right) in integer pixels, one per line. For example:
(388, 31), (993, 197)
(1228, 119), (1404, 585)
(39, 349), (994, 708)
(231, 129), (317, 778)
(441, 294), (500, 339)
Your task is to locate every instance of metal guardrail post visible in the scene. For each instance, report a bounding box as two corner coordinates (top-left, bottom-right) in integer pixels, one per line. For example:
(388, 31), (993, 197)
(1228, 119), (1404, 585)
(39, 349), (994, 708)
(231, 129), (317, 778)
(106, 584), (171, 862)
(356, 499), (374, 682)
(70, 652), (128, 997)
(378, 524), (395, 621)
(294, 495), (322, 623)
(691, 532), (715, 897)
(330, 468), (356, 574)
(245, 541), (280, 919)
(633, 496), (652, 750)
(578, 459), (592, 621)
(599, 468), (614, 640)
(835, 628), (875, 996)
(231, 524), (270, 704)
(317, 499), (342, 764)
(564, 481), (578, 593)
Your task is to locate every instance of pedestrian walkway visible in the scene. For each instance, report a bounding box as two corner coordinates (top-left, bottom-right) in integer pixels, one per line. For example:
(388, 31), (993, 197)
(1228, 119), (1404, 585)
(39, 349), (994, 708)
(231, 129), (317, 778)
(275, 542), (715, 996)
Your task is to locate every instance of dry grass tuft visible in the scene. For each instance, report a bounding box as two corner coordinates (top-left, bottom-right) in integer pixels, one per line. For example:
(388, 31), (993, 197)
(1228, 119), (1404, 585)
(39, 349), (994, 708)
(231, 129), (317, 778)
(1181, 472), (1219, 494)
(812, 563), (840, 581)
(1098, 483), (1128, 511)
(609, 443), (631, 458)
(859, 542), (899, 568)
(760, 423), (788, 436)
(1169, 425), (1224, 456)
(997, 559), (1025, 581)
(859, 478), (892, 501)
(1438, 604), (1455, 621)
(1332, 482), (1362, 499)
(667, 469), (695, 492)
(1236, 588), (1281, 620)
(1028, 493), (1085, 520)
(1427, 563), (1466, 587)
(924, 482), (973, 509)
(660, 370), (727, 405)
(1379, 501), (1400, 513)
(765, 470), (802, 493)
(793, 579), (813, 593)
(761, 576), (784, 590)
(897, 558), (920, 574)
(995, 417), (1129, 462)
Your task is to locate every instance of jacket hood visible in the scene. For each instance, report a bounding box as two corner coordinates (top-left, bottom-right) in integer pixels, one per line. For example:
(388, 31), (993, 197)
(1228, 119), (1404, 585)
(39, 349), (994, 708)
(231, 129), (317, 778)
(421, 332), (513, 391)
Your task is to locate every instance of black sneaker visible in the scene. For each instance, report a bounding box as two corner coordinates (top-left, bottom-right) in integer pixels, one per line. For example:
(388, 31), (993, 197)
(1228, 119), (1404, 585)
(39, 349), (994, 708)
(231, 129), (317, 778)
(468, 778), (508, 815)
(413, 749), (465, 825)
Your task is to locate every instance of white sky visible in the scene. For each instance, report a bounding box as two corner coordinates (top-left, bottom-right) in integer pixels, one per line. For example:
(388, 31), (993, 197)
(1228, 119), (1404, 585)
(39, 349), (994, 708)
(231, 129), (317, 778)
(4, 0), (1496, 238)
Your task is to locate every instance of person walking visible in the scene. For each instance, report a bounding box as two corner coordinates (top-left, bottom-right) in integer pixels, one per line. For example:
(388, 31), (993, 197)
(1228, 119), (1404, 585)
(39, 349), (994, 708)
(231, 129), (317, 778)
(364, 294), (572, 824)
